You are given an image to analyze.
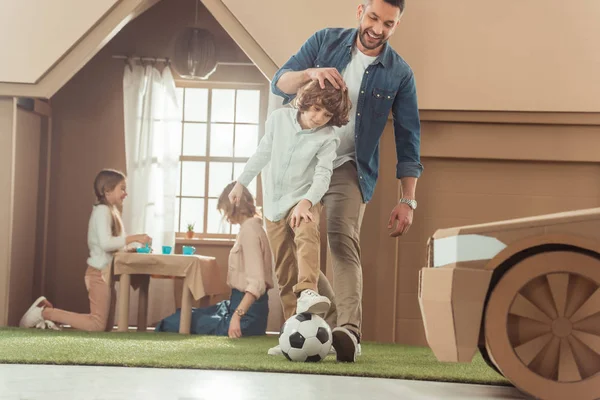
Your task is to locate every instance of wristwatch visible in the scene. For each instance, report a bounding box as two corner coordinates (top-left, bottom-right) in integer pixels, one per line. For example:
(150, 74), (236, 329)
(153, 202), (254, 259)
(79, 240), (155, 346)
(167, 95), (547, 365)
(235, 308), (246, 317)
(400, 198), (417, 210)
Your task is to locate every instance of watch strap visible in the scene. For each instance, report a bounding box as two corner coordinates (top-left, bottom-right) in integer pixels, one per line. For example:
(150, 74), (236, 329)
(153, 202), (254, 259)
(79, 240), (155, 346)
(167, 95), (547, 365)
(400, 198), (417, 210)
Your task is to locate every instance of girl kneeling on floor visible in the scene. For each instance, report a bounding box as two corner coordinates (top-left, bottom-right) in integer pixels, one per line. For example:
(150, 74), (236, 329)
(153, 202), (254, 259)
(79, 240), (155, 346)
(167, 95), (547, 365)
(20, 169), (152, 332)
(155, 182), (273, 338)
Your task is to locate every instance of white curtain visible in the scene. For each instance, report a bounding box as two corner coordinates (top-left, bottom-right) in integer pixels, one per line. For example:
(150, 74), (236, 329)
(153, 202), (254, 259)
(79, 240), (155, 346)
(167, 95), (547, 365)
(122, 62), (181, 325)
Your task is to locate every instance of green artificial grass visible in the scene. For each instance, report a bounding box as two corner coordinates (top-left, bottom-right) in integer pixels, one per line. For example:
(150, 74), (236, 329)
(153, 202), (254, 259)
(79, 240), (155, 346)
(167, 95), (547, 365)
(0, 328), (509, 386)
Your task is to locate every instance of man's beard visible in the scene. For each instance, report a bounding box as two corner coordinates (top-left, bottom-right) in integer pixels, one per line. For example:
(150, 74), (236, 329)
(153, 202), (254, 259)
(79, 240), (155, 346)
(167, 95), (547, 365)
(358, 27), (387, 50)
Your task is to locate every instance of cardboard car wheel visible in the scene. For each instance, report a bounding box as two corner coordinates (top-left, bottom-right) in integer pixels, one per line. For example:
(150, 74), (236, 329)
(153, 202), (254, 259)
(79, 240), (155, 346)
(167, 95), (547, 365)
(484, 251), (600, 400)
(478, 344), (502, 375)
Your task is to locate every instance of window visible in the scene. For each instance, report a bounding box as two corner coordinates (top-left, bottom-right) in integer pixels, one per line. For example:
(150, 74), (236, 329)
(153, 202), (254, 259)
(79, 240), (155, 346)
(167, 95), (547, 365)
(174, 84), (266, 237)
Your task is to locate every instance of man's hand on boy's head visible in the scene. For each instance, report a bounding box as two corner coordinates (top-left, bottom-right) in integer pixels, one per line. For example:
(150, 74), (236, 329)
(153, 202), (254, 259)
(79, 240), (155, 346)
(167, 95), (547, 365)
(290, 199), (314, 228)
(306, 68), (346, 90)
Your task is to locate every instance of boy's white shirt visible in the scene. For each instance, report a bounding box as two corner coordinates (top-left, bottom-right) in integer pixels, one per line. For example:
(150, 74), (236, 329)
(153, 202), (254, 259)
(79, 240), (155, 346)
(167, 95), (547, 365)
(237, 107), (340, 222)
(87, 204), (127, 270)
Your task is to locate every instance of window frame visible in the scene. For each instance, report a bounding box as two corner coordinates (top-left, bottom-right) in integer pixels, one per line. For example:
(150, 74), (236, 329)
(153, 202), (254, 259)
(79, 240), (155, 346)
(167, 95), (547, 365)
(174, 80), (268, 239)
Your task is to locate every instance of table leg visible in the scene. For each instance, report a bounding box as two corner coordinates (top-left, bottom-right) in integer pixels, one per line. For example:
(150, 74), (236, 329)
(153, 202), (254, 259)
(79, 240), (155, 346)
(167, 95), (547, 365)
(179, 281), (193, 334)
(137, 275), (150, 332)
(117, 273), (131, 332)
(173, 277), (184, 309)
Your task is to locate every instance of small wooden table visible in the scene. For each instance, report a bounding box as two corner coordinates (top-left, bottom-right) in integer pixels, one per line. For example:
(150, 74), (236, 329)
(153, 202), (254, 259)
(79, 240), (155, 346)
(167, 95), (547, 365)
(113, 252), (227, 334)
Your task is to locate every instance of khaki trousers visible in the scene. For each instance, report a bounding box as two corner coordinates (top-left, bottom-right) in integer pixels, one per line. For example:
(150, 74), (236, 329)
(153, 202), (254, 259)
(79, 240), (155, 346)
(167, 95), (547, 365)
(266, 202), (337, 324)
(322, 162), (366, 338)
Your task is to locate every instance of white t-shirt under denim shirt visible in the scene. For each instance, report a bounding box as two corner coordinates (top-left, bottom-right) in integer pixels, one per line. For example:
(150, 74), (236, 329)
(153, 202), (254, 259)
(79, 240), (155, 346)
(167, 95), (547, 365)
(333, 47), (377, 169)
(86, 204), (127, 270)
(237, 107), (340, 222)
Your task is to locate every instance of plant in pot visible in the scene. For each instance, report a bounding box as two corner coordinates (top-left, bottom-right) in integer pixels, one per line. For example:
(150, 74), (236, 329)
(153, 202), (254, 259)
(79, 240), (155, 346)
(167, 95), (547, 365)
(186, 223), (195, 239)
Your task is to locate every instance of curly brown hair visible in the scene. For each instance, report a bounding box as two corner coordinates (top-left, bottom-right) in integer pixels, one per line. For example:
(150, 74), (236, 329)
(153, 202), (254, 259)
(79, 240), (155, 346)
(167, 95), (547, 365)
(295, 80), (352, 128)
(217, 182), (257, 224)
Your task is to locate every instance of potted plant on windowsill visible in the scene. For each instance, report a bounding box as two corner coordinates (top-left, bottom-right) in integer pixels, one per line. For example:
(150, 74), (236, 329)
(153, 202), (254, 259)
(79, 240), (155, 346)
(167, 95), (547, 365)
(186, 223), (195, 239)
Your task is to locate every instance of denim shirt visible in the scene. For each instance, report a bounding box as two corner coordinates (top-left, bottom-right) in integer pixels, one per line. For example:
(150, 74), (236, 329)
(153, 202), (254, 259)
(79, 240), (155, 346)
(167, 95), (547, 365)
(271, 28), (423, 203)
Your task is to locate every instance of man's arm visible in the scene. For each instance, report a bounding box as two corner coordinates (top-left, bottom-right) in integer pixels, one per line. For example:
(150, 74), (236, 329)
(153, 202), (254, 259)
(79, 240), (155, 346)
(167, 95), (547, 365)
(392, 71), (423, 185)
(275, 71), (313, 96)
(271, 30), (345, 104)
(387, 71), (423, 237)
(400, 177), (417, 200)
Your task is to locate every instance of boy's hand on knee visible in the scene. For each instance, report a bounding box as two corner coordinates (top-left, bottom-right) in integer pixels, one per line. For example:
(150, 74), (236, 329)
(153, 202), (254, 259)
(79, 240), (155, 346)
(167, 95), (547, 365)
(290, 199), (314, 228)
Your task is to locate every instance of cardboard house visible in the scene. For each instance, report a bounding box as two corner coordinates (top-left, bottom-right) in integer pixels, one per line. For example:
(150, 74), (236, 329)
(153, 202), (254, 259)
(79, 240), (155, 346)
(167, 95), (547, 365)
(1, 0), (599, 350)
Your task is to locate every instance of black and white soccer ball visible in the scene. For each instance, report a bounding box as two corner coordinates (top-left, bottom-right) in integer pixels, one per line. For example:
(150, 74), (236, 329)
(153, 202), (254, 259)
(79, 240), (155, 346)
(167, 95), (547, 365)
(278, 312), (332, 362)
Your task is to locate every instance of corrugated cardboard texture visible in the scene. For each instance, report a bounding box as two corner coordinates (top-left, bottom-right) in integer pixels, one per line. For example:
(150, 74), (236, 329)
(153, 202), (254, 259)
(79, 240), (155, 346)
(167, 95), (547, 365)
(484, 251), (600, 400)
(419, 267), (492, 362)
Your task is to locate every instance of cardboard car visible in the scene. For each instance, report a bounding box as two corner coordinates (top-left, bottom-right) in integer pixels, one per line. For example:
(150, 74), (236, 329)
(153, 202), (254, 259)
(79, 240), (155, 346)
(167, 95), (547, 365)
(418, 208), (600, 400)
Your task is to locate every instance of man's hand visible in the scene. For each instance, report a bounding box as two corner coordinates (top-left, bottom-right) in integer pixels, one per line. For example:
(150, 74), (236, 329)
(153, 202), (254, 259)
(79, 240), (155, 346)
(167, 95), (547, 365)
(290, 199), (314, 228)
(228, 182), (244, 206)
(228, 314), (242, 338)
(305, 68), (346, 90)
(388, 202), (414, 237)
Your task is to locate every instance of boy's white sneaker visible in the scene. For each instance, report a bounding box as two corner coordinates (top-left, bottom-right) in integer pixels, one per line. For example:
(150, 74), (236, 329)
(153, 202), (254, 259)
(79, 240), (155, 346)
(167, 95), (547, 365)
(296, 289), (330, 315)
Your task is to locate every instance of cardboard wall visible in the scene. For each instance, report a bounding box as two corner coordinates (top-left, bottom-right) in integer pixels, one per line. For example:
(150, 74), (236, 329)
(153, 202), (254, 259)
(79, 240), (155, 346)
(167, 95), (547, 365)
(0, 0), (119, 83)
(0, 98), (16, 326)
(360, 114), (600, 344)
(223, 0), (600, 112)
(7, 109), (43, 326)
(0, 101), (47, 327)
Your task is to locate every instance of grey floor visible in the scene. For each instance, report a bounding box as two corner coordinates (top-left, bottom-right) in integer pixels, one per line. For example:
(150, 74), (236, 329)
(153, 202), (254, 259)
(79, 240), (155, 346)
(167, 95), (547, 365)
(0, 364), (528, 400)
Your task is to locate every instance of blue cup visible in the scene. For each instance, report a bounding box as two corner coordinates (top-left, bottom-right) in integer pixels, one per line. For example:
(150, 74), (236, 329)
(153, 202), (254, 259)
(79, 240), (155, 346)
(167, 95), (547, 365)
(136, 246), (151, 254)
(162, 246), (172, 255)
(182, 246), (196, 255)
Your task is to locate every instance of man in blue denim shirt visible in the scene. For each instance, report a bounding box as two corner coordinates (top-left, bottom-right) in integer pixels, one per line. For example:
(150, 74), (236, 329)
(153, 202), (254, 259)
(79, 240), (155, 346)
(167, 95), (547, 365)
(271, 0), (423, 362)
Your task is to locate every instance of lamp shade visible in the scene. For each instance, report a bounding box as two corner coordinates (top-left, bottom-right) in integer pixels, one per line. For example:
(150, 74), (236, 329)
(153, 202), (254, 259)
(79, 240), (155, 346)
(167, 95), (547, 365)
(172, 27), (217, 80)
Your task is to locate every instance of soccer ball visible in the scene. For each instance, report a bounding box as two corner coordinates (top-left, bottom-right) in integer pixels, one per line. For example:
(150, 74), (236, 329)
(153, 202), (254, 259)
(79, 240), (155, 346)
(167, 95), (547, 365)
(279, 312), (332, 362)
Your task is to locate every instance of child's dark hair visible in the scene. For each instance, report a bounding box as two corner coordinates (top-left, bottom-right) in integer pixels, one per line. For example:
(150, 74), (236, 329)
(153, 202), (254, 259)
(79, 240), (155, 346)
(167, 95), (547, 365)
(296, 80), (352, 128)
(93, 168), (126, 236)
(217, 182), (257, 223)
